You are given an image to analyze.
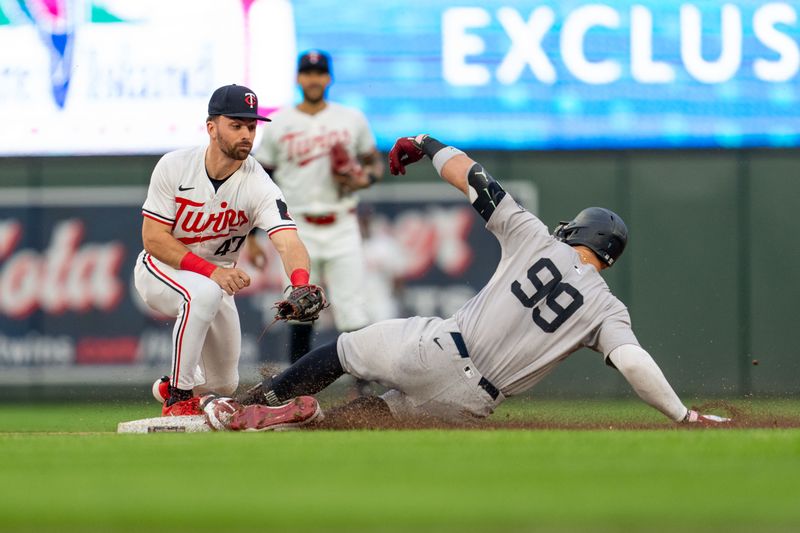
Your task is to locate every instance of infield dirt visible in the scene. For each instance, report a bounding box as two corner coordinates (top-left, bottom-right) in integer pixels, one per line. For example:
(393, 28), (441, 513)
(309, 399), (800, 431)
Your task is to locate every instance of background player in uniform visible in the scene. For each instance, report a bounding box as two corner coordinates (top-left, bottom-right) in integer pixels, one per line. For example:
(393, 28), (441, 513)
(219, 134), (730, 429)
(251, 50), (383, 388)
(134, 84), (318, 417)
(358, 206), (406, 323)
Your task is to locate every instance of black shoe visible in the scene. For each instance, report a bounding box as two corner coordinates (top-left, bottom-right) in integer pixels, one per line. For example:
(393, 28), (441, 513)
(235, 377), (275, 405)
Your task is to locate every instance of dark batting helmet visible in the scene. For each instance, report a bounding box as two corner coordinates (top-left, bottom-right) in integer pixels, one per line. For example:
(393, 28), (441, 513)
(553, 207), (628, 266)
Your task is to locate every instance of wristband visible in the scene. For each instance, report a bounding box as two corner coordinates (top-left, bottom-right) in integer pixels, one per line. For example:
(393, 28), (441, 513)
(290, 268), (310, 286)
(180, 252), (217, 278)
(418, 135), (448, 158)
(431, 146), (465, 176)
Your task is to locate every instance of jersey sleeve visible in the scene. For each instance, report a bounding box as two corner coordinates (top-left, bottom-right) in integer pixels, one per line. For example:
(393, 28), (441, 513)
(141, 155), (176, 226)
(251, 174), (297, 236)
(353, 109), (377, 155)
(485, 193), (551, 255)
(588, 308), (641, 358)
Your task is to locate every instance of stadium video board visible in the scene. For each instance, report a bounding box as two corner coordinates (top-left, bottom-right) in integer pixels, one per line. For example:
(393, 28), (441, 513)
(0, 0), (798, 154)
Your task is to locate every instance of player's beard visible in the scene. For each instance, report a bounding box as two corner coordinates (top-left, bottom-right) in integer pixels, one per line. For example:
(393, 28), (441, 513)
(302, 85), (326, 104)
(217, 134), (251, 161)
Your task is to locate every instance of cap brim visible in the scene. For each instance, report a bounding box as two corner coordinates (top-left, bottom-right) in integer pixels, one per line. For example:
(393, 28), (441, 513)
(298, 67), (329, 74)
(222, 112), (271, 122)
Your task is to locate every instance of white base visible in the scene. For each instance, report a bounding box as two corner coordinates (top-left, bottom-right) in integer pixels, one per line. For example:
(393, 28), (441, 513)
(117, 415), (211, 434)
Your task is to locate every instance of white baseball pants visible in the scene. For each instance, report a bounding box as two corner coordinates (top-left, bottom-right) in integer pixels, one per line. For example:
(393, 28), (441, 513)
(337, 316), (505, 421)
(294, 212), (369, 331)
(134, 251), (240, 395)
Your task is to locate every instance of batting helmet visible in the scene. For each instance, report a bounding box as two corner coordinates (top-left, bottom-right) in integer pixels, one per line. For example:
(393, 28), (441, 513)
(553, 207), (628, 266)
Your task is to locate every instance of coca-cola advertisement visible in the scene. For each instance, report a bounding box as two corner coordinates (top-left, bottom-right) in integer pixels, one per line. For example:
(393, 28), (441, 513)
(0, 183), (536, 385)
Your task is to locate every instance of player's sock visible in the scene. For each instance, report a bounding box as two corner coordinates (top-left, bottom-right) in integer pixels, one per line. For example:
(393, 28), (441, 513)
(289, 323), (313, 364)
(165, 386), (193, 407)
(269, 341), (344, 405)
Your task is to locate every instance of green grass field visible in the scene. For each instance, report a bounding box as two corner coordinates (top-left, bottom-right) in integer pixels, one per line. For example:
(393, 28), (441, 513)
(1, 398), (798, 533)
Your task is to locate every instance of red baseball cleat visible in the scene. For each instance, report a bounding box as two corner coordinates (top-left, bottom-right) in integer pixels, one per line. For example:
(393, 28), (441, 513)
(162, 397), (202, 416)
(152, 375), (170, 404)
(228, 396), (322, 431)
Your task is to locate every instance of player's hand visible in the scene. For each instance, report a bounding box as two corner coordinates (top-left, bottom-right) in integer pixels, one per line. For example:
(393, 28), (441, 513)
(210, 267), (251, 295)
(682, 409), (731, 425)
(334, 168), (370, 194)
(388, 135), (427, 175)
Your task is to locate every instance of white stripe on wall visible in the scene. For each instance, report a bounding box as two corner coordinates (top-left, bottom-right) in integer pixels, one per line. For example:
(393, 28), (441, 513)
(0, 187), (148, 206)
(0, 182), (539, 212)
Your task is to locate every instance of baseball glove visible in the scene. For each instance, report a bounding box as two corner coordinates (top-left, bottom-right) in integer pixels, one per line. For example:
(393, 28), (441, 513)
(273, 284), (328, 322)
(330, 142), (366, 194)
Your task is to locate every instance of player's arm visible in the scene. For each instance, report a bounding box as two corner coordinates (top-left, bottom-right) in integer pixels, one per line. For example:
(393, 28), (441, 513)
(608, 344), (730, 424)
(268, 229), (312, 286)
(358, 147), (384, 187)
(142, 217), (193, 269)
(388, 135), (506, 222)
(141, 218), (250, 296)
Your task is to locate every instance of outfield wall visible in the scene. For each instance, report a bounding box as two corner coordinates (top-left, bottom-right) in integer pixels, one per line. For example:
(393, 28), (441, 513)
(0, 150), (797, 399)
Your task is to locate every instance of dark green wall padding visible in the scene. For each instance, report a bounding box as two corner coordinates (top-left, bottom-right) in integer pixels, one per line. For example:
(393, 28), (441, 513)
(1, 149), (798, 397)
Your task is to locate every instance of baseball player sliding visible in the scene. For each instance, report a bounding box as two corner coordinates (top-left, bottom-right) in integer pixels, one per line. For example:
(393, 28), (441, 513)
(200, 134), (730, 431)
(251, 50), (383, 387)
(134, 84), (324, 417)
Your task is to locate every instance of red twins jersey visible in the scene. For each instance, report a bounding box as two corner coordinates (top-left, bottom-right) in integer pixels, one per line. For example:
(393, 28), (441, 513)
(141, 147), (296, 268)
(253, 102), (376, 215)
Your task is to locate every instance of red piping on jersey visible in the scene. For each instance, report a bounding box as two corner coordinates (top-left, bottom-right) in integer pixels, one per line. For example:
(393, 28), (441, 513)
(142, 212), (173, 226)
(267, 227), (297, 237)
(146, 255), (191, 388)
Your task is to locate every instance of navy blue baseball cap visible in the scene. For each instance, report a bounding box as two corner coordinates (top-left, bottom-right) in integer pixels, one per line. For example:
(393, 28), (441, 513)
(298, 50), (331, 74)
(208, 84), (270, 121)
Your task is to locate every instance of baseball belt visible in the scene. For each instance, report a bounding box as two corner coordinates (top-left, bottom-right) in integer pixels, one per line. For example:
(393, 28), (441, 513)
(302, 208), (357, 225)
(449, 331), (500, 401)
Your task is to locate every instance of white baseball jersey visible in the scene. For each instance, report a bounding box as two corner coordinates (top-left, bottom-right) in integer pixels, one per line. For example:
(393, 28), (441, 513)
(253, 102), (376, 215)
(454, 193), (639, 396)
(253, 103), (376, 331)
(136, 146), (296, 393)
(141, 146), (296, 267)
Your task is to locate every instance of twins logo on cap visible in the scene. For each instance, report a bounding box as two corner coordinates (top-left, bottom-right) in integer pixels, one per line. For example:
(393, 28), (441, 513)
(207, 84), (270, 121)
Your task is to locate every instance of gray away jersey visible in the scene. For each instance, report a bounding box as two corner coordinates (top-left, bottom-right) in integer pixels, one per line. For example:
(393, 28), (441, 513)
(454, 193), (639, 396)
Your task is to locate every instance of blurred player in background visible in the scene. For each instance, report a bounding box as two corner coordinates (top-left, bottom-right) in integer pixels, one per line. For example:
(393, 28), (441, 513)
(252, 50), (383, 394)
(134, 84), (314, 416)
(358, 206), (406, 323)
(222, 134), (730, 430)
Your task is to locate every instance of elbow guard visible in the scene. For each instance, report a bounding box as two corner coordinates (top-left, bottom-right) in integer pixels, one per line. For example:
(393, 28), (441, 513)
(467, 163), (506, 222)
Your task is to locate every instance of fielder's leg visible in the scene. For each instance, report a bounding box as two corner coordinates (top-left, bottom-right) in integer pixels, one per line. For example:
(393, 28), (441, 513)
(134, 252), (225, 415)
(193, 294), (241, 397)
(288, 322), (313, 364)
(323, 222), (373, 398)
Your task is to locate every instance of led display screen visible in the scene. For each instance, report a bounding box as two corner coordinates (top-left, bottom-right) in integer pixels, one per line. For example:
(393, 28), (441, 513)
(1, 0), (797, 154)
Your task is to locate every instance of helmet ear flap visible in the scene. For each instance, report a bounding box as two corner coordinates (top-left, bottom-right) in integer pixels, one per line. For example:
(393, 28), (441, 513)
(553, 221), (570, 241)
